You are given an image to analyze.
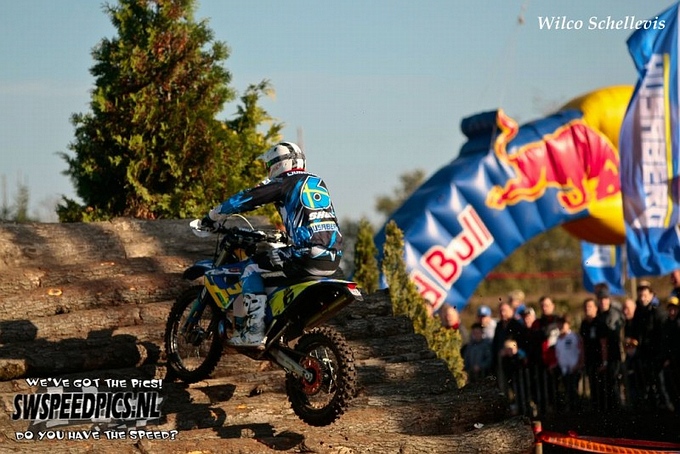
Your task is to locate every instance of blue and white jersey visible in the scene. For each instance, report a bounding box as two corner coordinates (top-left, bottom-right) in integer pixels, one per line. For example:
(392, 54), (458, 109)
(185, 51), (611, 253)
(216, 170), (343, 257)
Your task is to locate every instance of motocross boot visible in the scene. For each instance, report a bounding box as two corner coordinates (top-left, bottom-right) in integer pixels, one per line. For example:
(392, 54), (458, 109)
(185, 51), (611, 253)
(227, 293), (267, 348)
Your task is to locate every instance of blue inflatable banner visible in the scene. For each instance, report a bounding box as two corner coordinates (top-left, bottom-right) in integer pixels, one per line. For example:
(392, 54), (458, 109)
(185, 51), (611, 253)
(581, 241), (625, 296)
(375, 108), (621, 312)
(620, 2), (680, 276)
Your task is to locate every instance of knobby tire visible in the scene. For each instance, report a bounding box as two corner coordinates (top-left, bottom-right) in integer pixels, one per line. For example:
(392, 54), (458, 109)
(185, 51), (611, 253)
(285, 326), (357, 426)
(164, 286), (223, 384)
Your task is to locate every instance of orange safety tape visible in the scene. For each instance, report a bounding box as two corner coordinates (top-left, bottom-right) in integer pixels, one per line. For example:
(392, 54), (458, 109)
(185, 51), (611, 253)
(572, 433), (680, 451)
(537, 430), (680, 454)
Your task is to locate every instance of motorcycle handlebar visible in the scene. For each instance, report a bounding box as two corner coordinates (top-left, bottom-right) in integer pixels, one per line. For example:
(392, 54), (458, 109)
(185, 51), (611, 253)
(189, 218), (287, 244)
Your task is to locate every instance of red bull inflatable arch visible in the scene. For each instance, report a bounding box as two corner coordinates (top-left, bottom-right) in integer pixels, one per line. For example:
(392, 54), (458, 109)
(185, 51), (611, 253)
(374, 85), (633, 313)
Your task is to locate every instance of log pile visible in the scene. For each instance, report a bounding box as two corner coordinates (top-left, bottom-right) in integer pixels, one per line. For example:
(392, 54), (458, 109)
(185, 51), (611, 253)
(0, 218), (534, 453)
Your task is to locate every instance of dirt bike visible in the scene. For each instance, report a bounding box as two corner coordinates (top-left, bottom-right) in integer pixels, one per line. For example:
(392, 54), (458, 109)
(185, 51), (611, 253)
(164, 216), (362, 426)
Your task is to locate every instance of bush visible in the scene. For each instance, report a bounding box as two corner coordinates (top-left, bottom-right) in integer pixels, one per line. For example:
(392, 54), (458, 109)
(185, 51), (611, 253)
(353, 218), (379, 293)
(381, 221), (466, 387)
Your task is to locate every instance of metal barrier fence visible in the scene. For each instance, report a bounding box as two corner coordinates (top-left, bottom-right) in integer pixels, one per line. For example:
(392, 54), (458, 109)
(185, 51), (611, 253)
(497, 358), (680, 417)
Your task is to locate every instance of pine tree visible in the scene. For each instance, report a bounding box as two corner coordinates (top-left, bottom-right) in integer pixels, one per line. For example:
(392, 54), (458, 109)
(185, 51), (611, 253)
(382, 220), (465, 387)
(382, 221), (423, 318)
(0, 174), (33, 223)
(58, 0), (280, 221)
(353, 218), (379, 293)
(14, 179), (30, 223)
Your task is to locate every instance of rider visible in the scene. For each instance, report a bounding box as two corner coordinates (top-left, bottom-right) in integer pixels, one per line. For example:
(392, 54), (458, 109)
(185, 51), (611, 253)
(202, 141), (343, 347)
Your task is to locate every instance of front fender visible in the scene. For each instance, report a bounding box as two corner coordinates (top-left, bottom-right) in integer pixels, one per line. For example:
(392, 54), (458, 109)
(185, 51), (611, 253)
(183, 259), (214, 280)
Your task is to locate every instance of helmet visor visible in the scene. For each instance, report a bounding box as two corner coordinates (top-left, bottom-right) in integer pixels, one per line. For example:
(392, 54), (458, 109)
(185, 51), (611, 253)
(265, 152), (295, 169)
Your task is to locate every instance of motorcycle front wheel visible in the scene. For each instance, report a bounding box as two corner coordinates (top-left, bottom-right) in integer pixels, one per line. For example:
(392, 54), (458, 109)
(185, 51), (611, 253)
(164, 286), (224, 384)
(285, 326), (357, 426)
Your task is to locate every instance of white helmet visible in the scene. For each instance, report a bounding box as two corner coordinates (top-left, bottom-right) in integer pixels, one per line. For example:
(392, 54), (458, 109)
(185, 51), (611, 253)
(260, 142), (306, 179)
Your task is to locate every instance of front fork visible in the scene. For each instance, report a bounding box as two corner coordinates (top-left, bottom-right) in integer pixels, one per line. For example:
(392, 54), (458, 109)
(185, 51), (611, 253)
(184, 287), (210, 326)
(182, 288), (229, 342)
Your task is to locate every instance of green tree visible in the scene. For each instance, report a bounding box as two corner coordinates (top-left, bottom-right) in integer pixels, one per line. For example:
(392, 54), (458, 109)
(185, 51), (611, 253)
(382, 220), (432, 329)
(0, 174), (33, 223)
(13, 180), (30, 223)
(58, 0), (280, 221)
(338, 218), (359, 277)
(0, 175), (9, 221)
(353, 218), (379, 293)
(382, 220), (465, 387)
(375, 169), (426, 219)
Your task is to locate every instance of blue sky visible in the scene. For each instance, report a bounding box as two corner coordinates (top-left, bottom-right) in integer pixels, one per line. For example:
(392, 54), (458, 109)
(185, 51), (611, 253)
(0, 0), (676, 222)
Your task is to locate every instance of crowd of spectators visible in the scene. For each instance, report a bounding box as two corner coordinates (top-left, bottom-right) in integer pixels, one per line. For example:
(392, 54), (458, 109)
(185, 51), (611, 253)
(455, 275), (680, 417)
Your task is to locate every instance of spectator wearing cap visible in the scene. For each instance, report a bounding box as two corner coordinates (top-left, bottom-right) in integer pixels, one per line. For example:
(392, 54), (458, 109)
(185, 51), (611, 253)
(516, 306), (537, 360)
(515, 304), (528, 326)
(514, 304), (541, 412)
(633, 280), (667, 410)
(595, 283), (625, 410)
(477, 305), (497, 341)
(660, 296), (680, 413)
(517, 305), (537, 350)
(519, 305), (536, 328)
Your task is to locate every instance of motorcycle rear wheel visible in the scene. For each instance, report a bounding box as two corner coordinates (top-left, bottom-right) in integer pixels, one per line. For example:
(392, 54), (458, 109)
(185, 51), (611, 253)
(165, 286), (224, 383)
(285, 326), (357, 426)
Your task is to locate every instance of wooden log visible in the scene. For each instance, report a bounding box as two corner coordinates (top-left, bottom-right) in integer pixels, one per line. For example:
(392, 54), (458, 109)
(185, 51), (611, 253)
(332, 288), (394, 320)
(332, 314), (415, 340)
(356, 357), (454, 387)
(0, 312), (428, 383)
(0, 273), (187, 321)
(345, 332), (430, 359)
(0, 417), (535, 454)
(0, 301), (172, 343)
(0, 335), (158, 379)
(0, 256), (191, 294)
(324, 416), (534, 454)
(0, 216), (272, 269)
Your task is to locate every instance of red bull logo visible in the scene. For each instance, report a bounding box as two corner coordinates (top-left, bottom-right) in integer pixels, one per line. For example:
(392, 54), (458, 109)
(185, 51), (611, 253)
(485, 110), (620, 214)
(411, 205), (494, 312)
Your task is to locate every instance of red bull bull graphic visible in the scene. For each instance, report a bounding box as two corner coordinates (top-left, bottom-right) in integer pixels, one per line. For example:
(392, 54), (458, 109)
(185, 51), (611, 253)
(373, 86), (632, 312)
(486, 109), (620, 215)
